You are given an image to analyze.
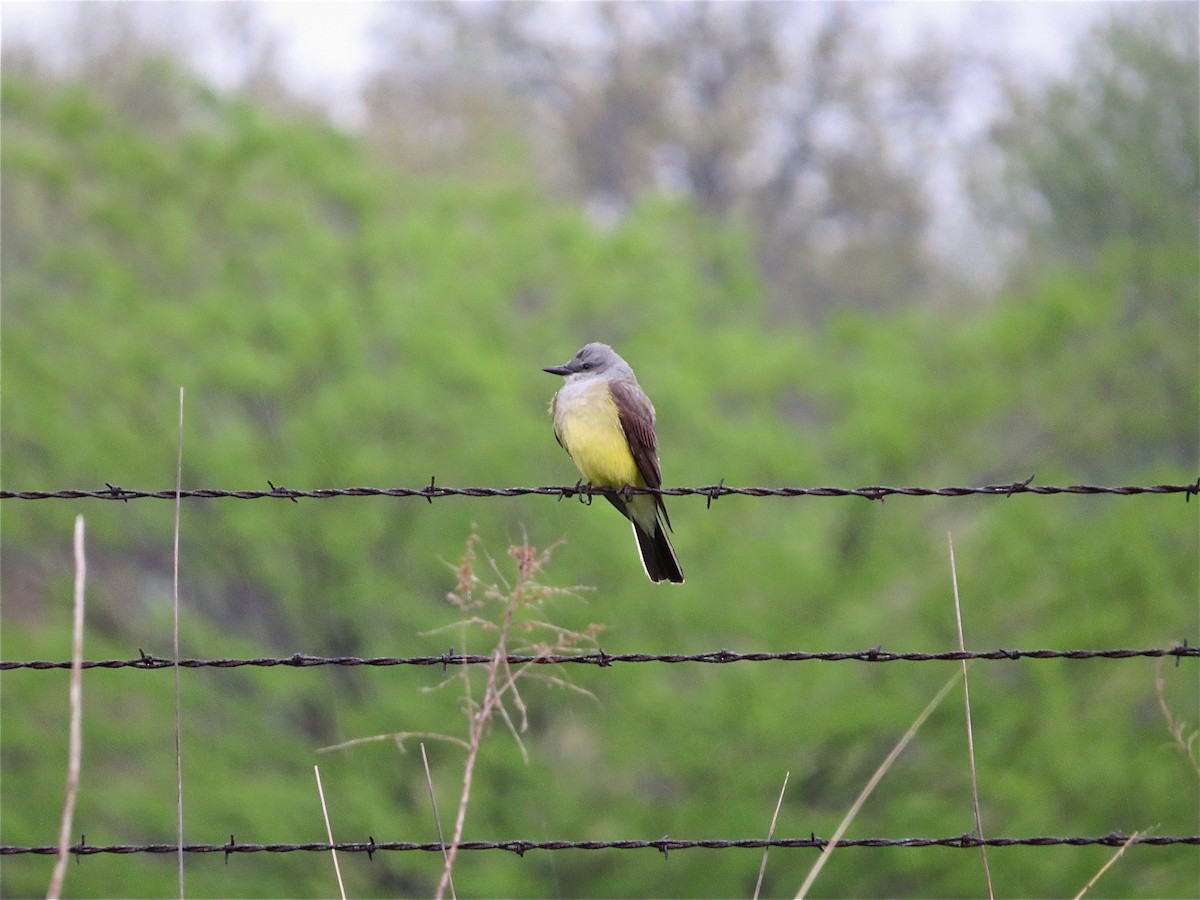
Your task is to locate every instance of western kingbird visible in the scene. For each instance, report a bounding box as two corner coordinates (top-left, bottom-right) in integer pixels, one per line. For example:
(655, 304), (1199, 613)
(543, 342), (684, 584)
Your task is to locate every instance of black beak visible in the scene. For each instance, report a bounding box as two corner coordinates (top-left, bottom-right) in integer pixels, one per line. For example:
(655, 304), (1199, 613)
(542, 364), (572, 376)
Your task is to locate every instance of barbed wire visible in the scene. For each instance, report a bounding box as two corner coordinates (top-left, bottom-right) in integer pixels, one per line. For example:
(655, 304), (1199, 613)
(6, 480), (1195, 883)
(2, 477), (1198, 504)
(3, 832), (1196, 859)
(2, 644), (1194, 671)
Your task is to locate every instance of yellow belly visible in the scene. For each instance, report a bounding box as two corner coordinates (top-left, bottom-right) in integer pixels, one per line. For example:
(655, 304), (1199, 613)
(553, 383), (642, 488)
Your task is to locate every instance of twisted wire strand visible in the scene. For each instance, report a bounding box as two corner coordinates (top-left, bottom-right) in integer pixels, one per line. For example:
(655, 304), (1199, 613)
(3, 832), (1196, 857)
(2, 644), (1194, 671)
(2, 478), (1198, 503)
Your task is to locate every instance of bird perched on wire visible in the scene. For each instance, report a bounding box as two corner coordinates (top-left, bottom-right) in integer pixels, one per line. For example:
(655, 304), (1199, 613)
(543, 342), (684, 584)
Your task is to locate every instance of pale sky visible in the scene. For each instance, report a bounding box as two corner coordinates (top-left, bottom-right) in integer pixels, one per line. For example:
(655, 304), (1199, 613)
(2, 1), (1107, 127)
(1, 0), (1116, 283)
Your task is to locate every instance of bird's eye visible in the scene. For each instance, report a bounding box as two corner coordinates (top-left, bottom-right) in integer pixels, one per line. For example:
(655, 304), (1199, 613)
(581, 362), (593, 370)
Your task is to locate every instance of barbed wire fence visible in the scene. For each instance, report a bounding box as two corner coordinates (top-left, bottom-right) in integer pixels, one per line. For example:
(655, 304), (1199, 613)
(3, 644), (1196, 671)
(5, 833), (1198, 859)
(3, 477), (1198, 503)
(3, 480), (1198, 890)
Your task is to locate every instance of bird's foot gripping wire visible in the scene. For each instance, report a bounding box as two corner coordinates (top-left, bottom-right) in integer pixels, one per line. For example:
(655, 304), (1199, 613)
(574, 479), (594, 506)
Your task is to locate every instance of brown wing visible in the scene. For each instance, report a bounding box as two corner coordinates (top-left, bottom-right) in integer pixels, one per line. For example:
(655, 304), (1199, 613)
(610, 379), (673, 530)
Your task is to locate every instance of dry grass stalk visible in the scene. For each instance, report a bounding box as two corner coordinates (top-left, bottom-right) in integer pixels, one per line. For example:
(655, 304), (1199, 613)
(1155, 655), (1199, 776)
(1074, 830), (1144, 899)
(753, 771), (790, 900)
(319, 731), (470, 755)
(313, 765), (347, 900)
(307, 532), (595, 898)
(172, 387), (186, 898)
(421, 743), (455, 900)
(48, 516), (87, 900)
(434, 538), (597, 897)
(795, 673), (959, 900)
(948, 533), (994, 898)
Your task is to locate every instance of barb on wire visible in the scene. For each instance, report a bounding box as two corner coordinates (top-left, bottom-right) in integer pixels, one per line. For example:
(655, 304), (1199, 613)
(1, 478), (1198, 502)
(2, 832), (1196, 857)
(2, 645), (1195, 671)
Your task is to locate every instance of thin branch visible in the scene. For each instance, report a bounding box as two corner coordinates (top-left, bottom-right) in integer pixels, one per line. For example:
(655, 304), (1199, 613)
(436, 547), (534, 900)
(317, 732), (470, 755)
(313, 766), (346, 900)
(436, 645), (507, 899)
(949, 534), (993, 898)
(47, 516), (86, 900)
(1155, 656), (1200, 776)
(490, 682), (530, 765)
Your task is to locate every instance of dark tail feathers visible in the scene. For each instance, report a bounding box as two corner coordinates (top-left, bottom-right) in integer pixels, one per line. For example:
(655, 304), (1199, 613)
(633, 520), (684, 584)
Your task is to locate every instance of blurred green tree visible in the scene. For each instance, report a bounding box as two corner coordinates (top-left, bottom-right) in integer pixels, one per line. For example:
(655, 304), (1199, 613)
(362, 2), (963, 320)
(1, 6), (1196, 898)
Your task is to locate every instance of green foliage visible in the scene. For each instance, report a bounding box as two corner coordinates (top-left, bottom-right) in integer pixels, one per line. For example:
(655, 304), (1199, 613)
(2, 15), (1197, 896)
